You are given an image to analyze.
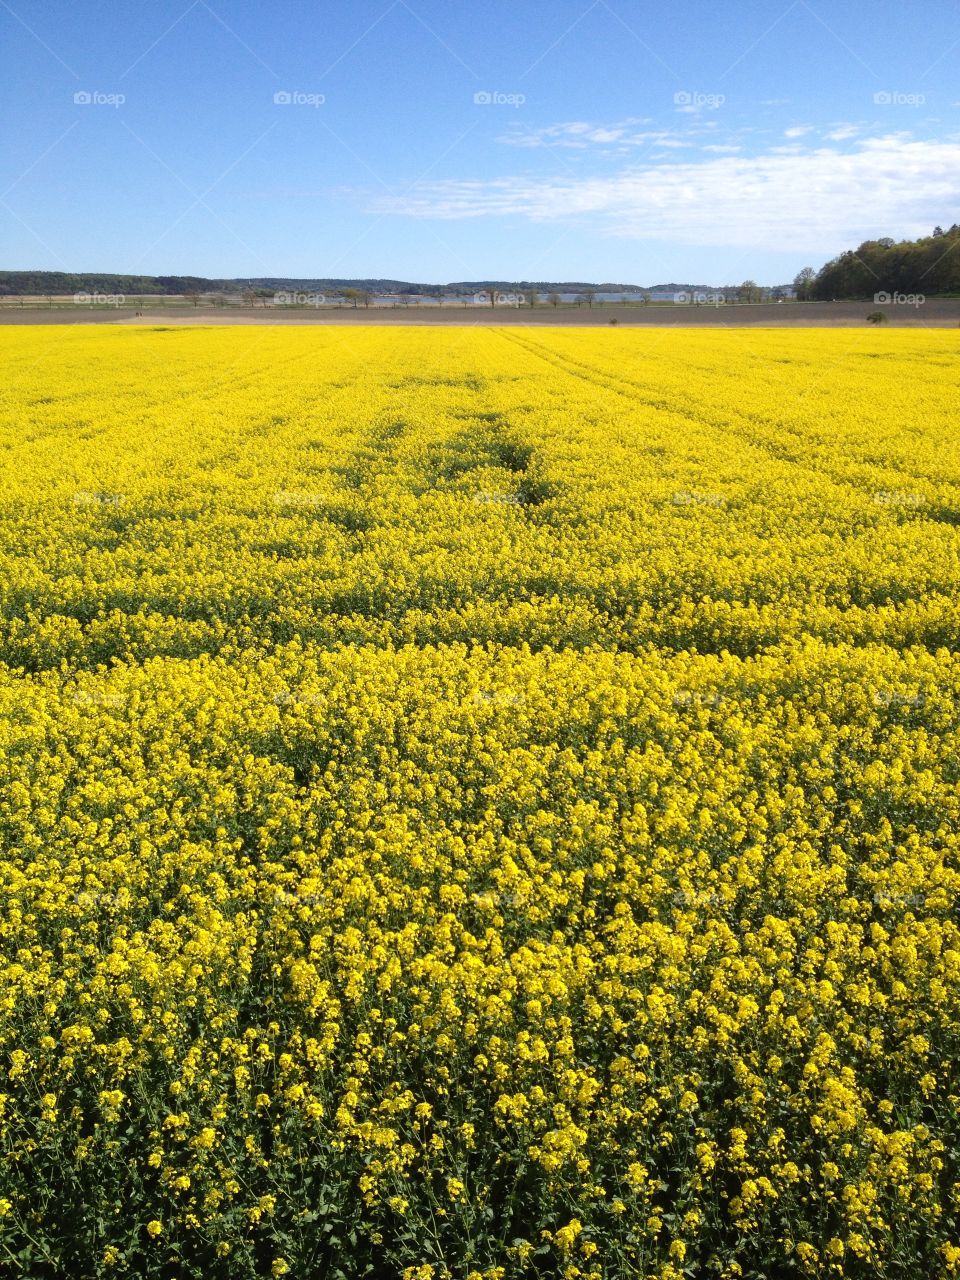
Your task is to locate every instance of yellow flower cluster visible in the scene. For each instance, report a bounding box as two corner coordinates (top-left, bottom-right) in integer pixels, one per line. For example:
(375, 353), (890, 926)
(0, 324), (958, 1278)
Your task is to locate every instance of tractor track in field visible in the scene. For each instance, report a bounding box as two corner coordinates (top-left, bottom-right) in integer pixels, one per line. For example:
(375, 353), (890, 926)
(493, 328), (960, 512)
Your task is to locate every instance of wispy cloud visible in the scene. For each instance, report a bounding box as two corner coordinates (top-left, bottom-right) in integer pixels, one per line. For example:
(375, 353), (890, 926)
(369, 133), (960, 252)
(825, 122), (863, 141)
(498, 118), (660, 148)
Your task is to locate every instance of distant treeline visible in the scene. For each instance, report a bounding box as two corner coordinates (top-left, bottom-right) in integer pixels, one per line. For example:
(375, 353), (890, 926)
(802, 224), (960, 300)
(0, 273), (432, 297)
(8, 234), (958, 304)
(0, 272), (729, 298)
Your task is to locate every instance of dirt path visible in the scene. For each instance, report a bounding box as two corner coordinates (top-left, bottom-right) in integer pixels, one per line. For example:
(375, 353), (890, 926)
(2, 299), (959, 327)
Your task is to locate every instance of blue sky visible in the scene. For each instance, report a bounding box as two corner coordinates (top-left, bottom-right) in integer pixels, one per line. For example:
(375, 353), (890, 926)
(3, 0), (959, 284)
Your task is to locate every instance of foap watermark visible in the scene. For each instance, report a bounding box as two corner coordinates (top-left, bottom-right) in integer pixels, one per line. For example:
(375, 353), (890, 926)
(473, 490), (523, 506)
(274, 888), (326, 906)
(74, 291), (125, 307)
(471, 890), (525, 909)
(74, 89), (125, 108)
(71, 690), (127, 709)
(871, 689), (926, 709)
(872, 891), (925, 909)
(273, 90), (325, 107)
(674, 291), (726, 307)
(671, 490), (726, 508)
(873, 90), (925, 107)
(872, 489), (922, 508)
(473, 90), (525, 107)
(672, 889), (725, 909)
(272, 489), (324, 508)
(674, 89), (725, 110)
(672, 689), (726, 710)
(271, 691), (326, 707)
(274, 291), (326, 306)
(873, 291), (925, 307)
(73, 890), (129, 908)
(473, 291), (524, 305)
(72, 490), (124, 506)
(472, 689), (524, 707)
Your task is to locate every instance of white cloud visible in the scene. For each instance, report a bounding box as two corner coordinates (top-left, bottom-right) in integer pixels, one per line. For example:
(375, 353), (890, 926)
(825, 123), (862, 141)
(586, 128), (627, 143)
(499, 118), (655, 149)
(784, 125), (813, 138)
(370, 133), (960, 252)
(498, 118), (730, 154)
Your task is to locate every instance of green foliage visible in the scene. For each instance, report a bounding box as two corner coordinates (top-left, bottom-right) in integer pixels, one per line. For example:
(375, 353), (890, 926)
(812, 225), (960, 299)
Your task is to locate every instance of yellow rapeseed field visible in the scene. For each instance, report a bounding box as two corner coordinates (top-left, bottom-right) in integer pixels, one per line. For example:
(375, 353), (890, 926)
(1, 324), (959, 1279)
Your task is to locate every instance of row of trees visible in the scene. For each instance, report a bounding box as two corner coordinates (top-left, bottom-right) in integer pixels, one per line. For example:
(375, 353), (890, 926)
(476, 286), (787, 306)
(1, 273), (788, 309)
(0, 272), (216, 297)
(0, 273), (444, 298)
(794, 224), (960, 300)
(6, 231), (957, 307)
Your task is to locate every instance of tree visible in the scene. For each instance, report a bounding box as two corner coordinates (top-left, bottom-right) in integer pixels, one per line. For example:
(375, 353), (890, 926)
(867, 311), (888, 324)
(583, 288), (596, 308)
(793, 267), (816, 301)
(186, 292), (201, 307)
(342, 289), (359, 308)
(524, 289), (538, 308)
(358, 290), (372, 308)
(738, 280), (760, 304)
(574, 294), (585, 308)
(548, 291), (561, 307)
(810, 225), (960, 299)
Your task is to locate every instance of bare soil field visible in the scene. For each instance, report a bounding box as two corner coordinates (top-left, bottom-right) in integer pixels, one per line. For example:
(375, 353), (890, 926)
(2, 299), (959, 327)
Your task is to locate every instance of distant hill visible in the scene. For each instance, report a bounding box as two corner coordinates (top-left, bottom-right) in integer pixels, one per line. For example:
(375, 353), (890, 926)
(0, 271), (769, 298)
(0, 273), (423, 297)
